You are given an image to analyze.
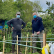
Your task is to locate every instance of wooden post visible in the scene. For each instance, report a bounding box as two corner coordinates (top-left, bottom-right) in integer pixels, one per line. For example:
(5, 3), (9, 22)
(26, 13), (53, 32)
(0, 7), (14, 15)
(43, 33), (46, 47)
(17, 35), (18, 54)
(25, 34), (28, 54)
(30, 35), (32, 53)
(3, 36), (5, 54)
(4, 29), (5, 36)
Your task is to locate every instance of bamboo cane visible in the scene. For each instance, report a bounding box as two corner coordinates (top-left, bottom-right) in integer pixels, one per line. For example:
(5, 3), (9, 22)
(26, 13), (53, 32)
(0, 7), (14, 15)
(3, 36), (5, 54)
(43, 33), (46, 47)
(17, 35), (18, 54)
(30, 35), (32, 53)
(25, 34), (28, 54)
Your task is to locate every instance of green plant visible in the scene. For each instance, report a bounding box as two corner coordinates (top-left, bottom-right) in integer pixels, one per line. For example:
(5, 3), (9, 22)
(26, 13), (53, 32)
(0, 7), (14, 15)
(0, 36), (3, 51)
(5, 34), (12, 53)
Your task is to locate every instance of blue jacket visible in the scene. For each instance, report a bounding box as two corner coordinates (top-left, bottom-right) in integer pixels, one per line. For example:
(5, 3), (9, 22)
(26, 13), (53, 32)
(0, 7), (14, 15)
(32, 17), (44, 33)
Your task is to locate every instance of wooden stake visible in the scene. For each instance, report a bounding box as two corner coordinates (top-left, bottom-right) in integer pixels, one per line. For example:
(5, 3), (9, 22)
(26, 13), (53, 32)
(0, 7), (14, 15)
(25, 34), (28, 54)
(17, 35), (18, 54)
(4, 29), (5, 36)
(43, 33), (46, 47)
(3, 36), (5, 54)
(30, 35), (32, 53)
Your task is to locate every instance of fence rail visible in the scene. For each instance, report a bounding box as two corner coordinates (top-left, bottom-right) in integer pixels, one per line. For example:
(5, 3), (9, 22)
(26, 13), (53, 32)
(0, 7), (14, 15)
(0, 30), (54, 54)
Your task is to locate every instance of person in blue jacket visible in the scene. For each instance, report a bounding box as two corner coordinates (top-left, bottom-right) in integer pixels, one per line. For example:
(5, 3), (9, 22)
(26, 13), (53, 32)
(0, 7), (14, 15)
(32, 12), (44, 53)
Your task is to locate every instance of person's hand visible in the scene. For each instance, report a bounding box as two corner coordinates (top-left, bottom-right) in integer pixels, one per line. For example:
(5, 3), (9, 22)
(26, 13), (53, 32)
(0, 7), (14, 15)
(12, 27), (14, 30)
(37, 31), (40, 35)
(32, 34), (34, 37)
(21, 28), (23, 30)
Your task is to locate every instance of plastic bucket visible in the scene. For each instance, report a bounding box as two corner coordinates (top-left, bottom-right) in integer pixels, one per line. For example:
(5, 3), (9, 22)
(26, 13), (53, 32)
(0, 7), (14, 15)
(0, 52), (3, 54)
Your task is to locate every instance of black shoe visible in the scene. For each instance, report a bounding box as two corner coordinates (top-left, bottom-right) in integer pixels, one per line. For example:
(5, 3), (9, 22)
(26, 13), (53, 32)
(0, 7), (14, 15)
(12, 45), (15, 53)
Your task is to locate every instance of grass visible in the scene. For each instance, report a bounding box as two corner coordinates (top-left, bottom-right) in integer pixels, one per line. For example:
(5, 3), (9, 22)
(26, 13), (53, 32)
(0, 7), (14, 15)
(0, 31), (41, 54)
(4, 51), (40, 54)
(4, 52), (16, 54)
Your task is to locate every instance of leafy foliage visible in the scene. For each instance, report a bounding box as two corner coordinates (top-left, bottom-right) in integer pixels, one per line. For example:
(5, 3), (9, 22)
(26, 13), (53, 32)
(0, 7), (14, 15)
(0, 0), (42, 23)
(0, 0), (54, 54)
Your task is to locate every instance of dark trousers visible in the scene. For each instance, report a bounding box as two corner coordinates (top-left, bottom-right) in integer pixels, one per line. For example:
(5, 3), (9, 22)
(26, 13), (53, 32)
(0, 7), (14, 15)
(12, 30), (21, 44)
(12, 30), (21, 53)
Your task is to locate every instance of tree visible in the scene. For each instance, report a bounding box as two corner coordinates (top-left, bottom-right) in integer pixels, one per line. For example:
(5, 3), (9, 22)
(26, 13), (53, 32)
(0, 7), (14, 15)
(33, 1), (42, 12)
(0, 0), (42, 23)
(0, 0), (19, 20)
(46, 1), (50, 6)
(15, 0), (42, 23)
(0, 0), (3, 14)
